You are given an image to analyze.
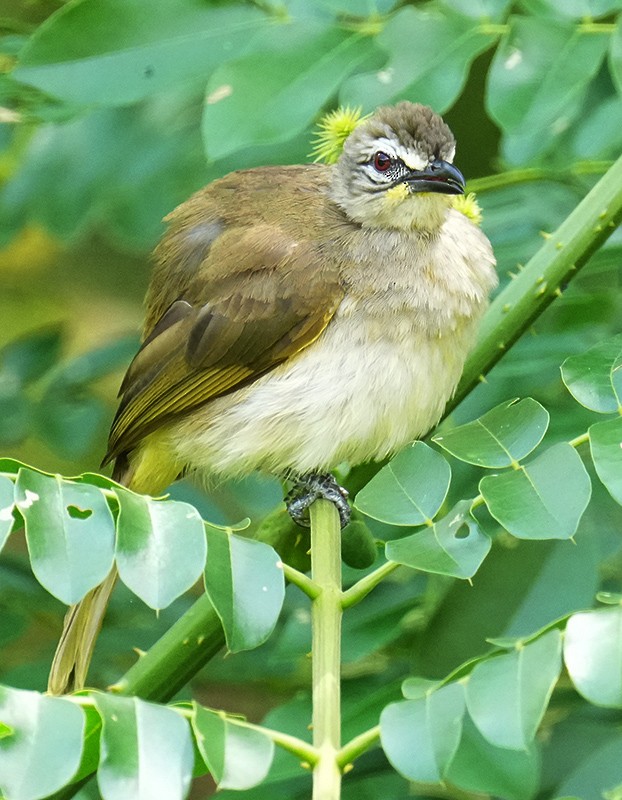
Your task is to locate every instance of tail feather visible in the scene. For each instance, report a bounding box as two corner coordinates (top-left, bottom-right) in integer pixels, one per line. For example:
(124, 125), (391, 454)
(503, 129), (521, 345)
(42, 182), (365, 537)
(47, 567), (118, 695)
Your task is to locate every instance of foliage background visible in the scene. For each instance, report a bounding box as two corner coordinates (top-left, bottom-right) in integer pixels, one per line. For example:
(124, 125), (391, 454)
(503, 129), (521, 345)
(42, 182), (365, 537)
(0, 0), (622, 798)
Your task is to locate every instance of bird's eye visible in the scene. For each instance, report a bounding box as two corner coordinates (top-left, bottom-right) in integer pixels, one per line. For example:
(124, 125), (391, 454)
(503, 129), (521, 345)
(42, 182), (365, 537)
(373, 152), (392, 172)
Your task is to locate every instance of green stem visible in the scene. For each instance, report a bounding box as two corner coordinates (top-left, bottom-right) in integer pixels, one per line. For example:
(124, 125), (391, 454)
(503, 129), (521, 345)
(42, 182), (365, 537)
(110, 593), (225, 698)
(337, 724), (380, 768)
(310, 499), (343, 800)
(341, 560), (399, 609)
(454, 152), (622, 408)
(282, 562), (321, 599)
(467, 160), (612, 193)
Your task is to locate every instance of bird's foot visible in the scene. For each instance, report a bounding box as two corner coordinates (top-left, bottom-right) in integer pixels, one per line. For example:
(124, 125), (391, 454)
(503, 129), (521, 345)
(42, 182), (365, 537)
(285, 473), (350, 529)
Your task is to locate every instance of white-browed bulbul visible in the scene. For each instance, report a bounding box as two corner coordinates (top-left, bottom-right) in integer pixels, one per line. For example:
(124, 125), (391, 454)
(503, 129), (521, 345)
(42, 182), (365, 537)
(48, 102), (497, 694)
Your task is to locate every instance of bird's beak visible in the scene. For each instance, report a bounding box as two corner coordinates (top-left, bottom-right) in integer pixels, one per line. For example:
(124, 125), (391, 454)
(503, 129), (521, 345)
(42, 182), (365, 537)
(402, 159), (465, 195)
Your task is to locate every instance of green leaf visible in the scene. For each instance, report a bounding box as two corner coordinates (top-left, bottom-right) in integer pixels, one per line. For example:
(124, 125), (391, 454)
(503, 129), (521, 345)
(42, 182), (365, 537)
(15, 469), (115, 604)
(95, 694), (194, 800)
(441, 0), (513, 21)
(570, 96), (622, 160)
(487, 16), (608, 162)
(13, 0), (269, 106)
(0, 326), (63, 386)
(0, 476), (15, 553)
(521, 0), (622, 16)
(564, 606), (622, 707)
(385, 499), (491, 579)
(480, 443), (591, 540)
(434, 398), (549, 468)
(561, 334), (622, 413)
(611, 16), (622, 94)
(204, 527), (285, 652)
(354, 442), (451, 526)
(589, 417), (622, 505)
(465, 629), (562, 750)
(115, 489), (207, 610)
(0, 686), (84, 800)
(380, 682), (465, 783)
(340, 6), (496, 111)
(446, 715), (540, 800)
(202, 23), (372, 160)
(191, 704), (274, 790)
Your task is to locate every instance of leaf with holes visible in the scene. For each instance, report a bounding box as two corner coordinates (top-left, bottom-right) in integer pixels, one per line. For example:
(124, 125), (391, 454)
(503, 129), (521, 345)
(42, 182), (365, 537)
(0, 686), (84, 800)
(191, 704), (274, 790)
(385, 499), (491, 579)
(561, 334), (622, 413)
(381, 682), (465, 783)
(434, 398), (549, 468)
(115, 488), (207, 610)
(589, 416), (622, 506)
(564, 606), (622, 708)
(480, 443), (591, 540)
(354, 442), (451, 526)
(465, 629), (562, 750)
(204, 527), (285, 652)
(95, 694), (193, 800)
(15, 469), (115, 604)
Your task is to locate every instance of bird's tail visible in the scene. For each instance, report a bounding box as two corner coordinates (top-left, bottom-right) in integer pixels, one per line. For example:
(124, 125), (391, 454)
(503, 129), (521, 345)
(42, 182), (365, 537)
(47, 567), (118, 695)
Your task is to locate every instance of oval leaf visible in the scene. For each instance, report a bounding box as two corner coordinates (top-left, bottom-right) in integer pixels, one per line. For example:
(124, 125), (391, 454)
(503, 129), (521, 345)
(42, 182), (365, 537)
(0, 686), (84, 800)
(355, 442), (451, 526)
(15, 469), (115, 604)
(564, 607), (622, 708)
(466, 629), (562, 750)
(561, 333), (622, 413)
(115, 489), (207, 610)
(204, 527), (285, 652)
(203, 22), (371, 160)
(340, 6), (496, 111)
(487, 16), (608, 162)
(433, 398), (549, 468)
(13, 1), (269, 106)
(380, 682), (465, 783)
(191, 704), (274, 791)
(386, 499), (491, 579)
(589, 417), (622, 505)
(446, 715), (540, 800)
(95, 694), (194, 800)
(480, 443), (591, 540)
(0, 476), (15, 553)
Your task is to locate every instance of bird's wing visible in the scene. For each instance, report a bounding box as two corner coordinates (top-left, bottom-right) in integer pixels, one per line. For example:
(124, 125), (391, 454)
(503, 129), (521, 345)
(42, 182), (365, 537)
(105, 219), (344, 462)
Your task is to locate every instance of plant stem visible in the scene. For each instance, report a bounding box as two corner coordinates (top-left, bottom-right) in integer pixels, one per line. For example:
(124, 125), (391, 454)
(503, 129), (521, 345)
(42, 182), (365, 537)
(467, 159), (612, 192)
(310, 499), (343, 800)
(282, 562), (321, 598)
(337, 724), (380, 768)
(454, 152), (622, 408)
(341, 560), (399, 609)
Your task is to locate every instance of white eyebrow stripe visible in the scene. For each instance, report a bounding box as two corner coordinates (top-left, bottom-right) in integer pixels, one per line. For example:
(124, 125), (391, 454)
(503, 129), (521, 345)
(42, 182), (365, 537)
(394, 146), (428, 171)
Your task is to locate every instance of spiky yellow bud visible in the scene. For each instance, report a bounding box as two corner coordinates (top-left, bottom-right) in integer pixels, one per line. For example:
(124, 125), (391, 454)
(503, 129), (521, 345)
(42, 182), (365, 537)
(310, 106), (369, 164)
(452, 192), (483, 226)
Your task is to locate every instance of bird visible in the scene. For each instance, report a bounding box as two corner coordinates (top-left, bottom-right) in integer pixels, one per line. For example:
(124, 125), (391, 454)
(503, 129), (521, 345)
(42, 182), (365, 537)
(48, 101), (497, 695)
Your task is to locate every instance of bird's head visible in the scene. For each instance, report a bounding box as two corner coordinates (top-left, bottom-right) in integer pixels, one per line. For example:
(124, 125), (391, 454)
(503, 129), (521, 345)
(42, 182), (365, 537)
(330, 102), (464, 233)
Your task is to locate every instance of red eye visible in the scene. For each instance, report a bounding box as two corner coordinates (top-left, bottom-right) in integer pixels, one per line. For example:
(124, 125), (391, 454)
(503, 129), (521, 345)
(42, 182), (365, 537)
(373, 151), (392, 172)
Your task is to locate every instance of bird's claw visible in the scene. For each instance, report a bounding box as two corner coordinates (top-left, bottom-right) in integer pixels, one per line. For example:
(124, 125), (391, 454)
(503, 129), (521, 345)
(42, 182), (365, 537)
(285, 473), (350, 529)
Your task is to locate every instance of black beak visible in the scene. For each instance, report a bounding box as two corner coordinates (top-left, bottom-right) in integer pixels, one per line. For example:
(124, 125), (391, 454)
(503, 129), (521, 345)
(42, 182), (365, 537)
(403, 159), (465, 195)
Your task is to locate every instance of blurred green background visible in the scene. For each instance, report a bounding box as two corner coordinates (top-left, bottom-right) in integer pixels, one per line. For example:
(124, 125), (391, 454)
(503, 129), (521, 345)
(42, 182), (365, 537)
(1, 0), (622, 797)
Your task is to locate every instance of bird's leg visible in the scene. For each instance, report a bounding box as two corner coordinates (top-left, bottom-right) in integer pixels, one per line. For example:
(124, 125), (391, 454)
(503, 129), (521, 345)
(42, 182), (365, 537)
(285, 472), (351, 529)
